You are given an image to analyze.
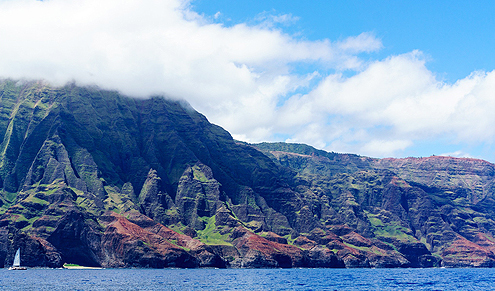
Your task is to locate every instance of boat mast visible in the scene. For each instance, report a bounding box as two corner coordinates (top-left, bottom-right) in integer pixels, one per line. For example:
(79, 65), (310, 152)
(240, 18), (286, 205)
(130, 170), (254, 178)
(13, 248), (20, 267)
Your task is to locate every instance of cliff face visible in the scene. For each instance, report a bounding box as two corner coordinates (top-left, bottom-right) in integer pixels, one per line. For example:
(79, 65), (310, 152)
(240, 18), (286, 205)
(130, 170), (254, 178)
(0, 79), (311, 268)
(1, 79), (495, 268)
(255, 143), (495, 267)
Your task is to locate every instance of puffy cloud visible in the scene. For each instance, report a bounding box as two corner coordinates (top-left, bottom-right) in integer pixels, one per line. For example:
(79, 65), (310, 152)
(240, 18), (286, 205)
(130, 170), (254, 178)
(278, 52), (495, 158)
(1, 0), (494, 160)
(253, 12), (300, 28)
(0, 0), (379, 134)
(440, 150), (474, 159)
(336, 32), (384, 54)
(361, 140), (413, 157)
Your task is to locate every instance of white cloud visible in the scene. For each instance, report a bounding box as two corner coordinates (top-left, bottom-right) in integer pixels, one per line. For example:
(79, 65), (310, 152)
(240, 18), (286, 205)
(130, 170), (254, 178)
(361, 140), (413, 157)
(440, 150), (473, 159)
(0, 0), (379, 138)
(276, 52), (495, 158)
(0, 1), (378, 95)
(1, 0), (494, 160)
(253, 11), (300, 28)
(336, 32), (384, 54)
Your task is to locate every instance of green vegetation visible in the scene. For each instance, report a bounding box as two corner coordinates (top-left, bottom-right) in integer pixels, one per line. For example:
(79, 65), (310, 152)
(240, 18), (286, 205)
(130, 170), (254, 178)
(283, 234), (297, 245)
(196, 216), (232, 246)
(366, 212), (415, 241)
(3, 191), (17, 203)
(2, 79), (495, 268)
(343, 242), (388, 256)
(23, 195), (49, 206)
(169, 223), (186, 235)
(192, 165), (209, 182)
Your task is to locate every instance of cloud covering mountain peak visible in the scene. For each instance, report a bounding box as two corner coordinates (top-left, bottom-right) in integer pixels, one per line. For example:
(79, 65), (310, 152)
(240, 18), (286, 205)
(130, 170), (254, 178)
(0, 0), (494, 160)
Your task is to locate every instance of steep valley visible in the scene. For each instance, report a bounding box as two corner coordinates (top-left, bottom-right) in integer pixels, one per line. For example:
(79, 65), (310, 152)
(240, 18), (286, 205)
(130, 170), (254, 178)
(1, 79), (495, 268)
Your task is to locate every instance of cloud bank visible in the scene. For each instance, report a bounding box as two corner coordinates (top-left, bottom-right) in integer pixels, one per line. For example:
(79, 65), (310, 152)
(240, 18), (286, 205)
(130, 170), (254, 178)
(282, 53), (495, 157)
(0, 0), (494, 160)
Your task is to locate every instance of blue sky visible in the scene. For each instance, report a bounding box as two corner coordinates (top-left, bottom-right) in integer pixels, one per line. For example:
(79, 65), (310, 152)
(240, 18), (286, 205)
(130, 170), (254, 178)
(195, 0), (495, 161)
(0, 0), (494, 161)
(193, 0), (495, 82)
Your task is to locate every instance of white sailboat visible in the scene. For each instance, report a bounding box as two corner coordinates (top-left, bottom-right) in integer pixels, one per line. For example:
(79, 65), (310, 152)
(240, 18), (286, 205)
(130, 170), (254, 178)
(9, 248), (27, 270)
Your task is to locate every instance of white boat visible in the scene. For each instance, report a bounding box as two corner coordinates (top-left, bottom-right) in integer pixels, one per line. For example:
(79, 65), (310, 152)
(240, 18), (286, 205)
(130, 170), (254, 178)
(9, 248), (27, 270)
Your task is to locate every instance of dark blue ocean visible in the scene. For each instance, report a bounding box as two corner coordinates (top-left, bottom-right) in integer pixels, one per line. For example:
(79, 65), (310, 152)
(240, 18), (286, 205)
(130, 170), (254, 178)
(0, 268), (494, 290)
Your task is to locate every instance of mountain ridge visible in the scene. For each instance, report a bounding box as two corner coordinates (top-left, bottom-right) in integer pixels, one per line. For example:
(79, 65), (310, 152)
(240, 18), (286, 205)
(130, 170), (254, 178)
(1, 79), (495, 268)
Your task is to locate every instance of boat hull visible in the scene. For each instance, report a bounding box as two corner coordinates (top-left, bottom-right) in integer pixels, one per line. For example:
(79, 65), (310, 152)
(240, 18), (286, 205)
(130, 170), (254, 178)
(8, 266), (27, 270)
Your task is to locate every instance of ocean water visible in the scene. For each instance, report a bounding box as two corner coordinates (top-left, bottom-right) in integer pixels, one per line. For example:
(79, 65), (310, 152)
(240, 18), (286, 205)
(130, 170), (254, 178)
(0, 268), (494, 290)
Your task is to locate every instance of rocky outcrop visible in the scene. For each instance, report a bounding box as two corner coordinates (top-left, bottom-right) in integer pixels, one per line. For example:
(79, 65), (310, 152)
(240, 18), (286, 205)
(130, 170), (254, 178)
(230, 226), (304, 268)
(138, 169), (177, 225)
(100, 212), (198, 268)
(3, 80), (495, 268)
(47, 209), (103, 267)
(228, 226), (348, 268)
(175, 163), (223, 230)
(441, 236), (495, 267)
(123, 211), (225, 268)
(255, 143), (495, 268)
(1, 229), (62, 268)
(374, 156), (495, 204)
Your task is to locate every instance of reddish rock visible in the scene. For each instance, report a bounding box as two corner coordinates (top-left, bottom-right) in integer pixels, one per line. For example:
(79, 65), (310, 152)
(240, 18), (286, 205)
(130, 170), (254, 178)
(101, 212), (198, 268)
(328, 225), (354, 236)
(293, 236), (317, 249)
(441, 236), (495, 267)
(263, 232), (288, 244)
(231, 226), (345, 268)
(307, 228), (341, 245)
(335, 236), (411, 268)
(124, 211), (225, 267)
(341, 232), (373, 247)
(470, 232), (495, 254)
(232, 226), (304, 268)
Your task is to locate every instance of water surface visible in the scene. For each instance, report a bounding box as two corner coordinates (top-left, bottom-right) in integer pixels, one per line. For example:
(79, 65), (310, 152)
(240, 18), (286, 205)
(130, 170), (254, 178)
(0, 268), (494, 290)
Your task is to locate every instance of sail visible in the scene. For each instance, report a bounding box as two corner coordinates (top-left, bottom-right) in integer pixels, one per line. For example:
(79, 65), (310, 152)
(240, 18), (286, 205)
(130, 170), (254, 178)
(13, 248), (20, 267)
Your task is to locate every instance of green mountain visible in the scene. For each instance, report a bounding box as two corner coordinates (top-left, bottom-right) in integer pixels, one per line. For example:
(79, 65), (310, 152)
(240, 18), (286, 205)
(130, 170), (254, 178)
(1, 79), (495, 268)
